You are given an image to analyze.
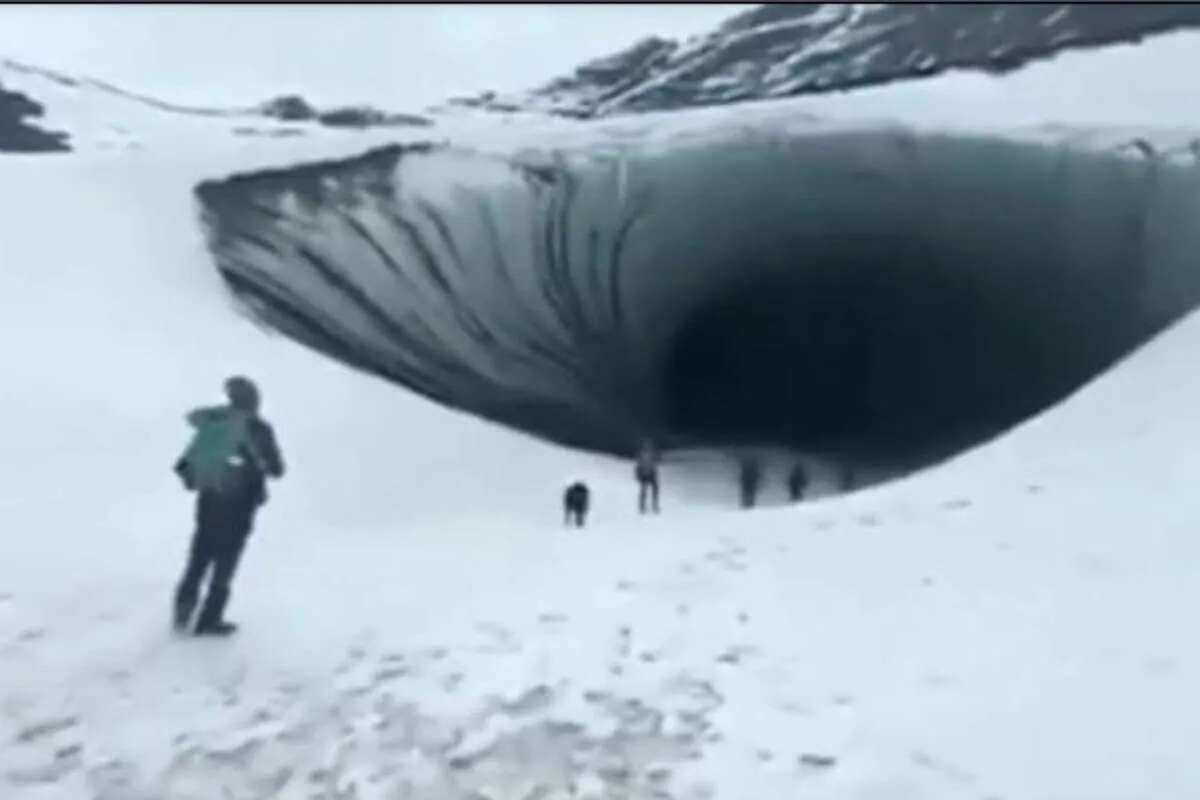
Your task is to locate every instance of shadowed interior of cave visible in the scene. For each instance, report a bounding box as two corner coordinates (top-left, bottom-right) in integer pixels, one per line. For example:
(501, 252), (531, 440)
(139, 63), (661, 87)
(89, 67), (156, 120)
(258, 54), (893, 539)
(660, 235), (1133, 468)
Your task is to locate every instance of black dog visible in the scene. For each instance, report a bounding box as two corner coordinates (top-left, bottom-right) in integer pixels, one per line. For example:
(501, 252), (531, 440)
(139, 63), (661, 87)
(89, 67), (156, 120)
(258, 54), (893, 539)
(563, 481), (590, 527)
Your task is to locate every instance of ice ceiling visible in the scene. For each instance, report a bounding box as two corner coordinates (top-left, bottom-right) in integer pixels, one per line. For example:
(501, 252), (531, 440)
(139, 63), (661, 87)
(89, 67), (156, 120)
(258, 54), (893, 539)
(196, 123), (1200, 471)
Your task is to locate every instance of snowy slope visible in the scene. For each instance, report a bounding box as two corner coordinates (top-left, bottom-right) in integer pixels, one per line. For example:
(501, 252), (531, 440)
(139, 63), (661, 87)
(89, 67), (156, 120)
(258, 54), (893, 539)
(453, 2), (1200, 118)
(3, 8), (1200, 800)
(0, 57), (432, 154)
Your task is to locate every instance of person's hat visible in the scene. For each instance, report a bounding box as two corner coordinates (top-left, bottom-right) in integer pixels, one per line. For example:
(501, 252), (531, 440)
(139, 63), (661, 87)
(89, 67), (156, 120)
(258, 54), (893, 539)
(224, 375), (260, 411)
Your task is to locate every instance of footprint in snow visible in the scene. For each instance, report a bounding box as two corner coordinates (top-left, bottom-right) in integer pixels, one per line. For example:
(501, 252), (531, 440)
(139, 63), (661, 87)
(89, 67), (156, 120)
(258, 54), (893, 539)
(775, 700), (815, 717)
(910, 750), (977, 785)
(500, 684), (555, 716)
(614, 626), (633, 659)
(16, 627), (46, 643)
(55, 744), (82, 762)
(474, 621), (516, 640)
(943, 499), (972, 511)
(919, 672), (956, 690)
(716, 644), (759, 665)
(7, 761), (76, 785)
(647, 767), (673, 784)
(372, 664), (409, 683)
(333, 647), (368, 675)
(16, 716), (78, 743)
(87, 757), (136, 789)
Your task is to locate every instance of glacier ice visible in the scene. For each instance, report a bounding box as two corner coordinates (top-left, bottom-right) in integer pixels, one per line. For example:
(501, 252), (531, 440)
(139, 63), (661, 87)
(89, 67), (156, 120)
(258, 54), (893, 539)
(195, 122), (1200, 470)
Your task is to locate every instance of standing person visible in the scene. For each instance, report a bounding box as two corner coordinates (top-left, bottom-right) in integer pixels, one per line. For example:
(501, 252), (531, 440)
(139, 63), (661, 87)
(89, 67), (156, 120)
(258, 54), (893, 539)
(787, 460), (809, 502)
(635, 439), (660, 514)
(172, 376), (285, 637)
(563, 481), (590, 528)
(738, 456), (763, 509)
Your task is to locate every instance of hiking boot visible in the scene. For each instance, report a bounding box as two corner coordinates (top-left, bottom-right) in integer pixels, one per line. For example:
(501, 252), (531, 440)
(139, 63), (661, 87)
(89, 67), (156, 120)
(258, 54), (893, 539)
(173, 602), (194, 634)
(194, 620), (239, 637)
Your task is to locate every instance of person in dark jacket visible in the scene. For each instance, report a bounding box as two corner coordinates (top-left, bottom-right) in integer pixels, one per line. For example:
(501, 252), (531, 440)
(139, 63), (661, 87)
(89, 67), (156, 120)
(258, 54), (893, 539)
(563, 481), (590, 528)
(173, 376), (285, 637)
(787, 460), (809, 502)
(738, 455), (763, 509)
(634, 439), (661, 515)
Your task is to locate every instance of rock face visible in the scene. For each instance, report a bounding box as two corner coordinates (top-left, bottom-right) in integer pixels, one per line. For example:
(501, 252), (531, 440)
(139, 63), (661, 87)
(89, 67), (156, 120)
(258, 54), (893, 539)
(0, 83), (69, 152)
(258, 94), (434, 129)
(452, 3), (1200, 118)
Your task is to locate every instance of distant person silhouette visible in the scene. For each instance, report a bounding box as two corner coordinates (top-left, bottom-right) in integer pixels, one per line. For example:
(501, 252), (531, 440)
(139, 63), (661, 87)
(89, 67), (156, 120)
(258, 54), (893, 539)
(172, 376), (284, 637)
(787, 460), (809, 502)
(738, 456), (763, 509)
(635, 439), (660, 514)
(563, 481), (590, 528)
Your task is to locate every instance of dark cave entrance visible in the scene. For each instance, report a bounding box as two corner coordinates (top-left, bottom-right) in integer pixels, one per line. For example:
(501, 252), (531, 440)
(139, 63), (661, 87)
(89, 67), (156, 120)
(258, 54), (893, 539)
(660, 236), (1130, 469)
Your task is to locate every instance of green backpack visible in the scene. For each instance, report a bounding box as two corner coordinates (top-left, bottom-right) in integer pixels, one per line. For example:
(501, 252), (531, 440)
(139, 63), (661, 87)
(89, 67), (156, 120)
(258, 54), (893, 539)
(177, 409), (252, 493)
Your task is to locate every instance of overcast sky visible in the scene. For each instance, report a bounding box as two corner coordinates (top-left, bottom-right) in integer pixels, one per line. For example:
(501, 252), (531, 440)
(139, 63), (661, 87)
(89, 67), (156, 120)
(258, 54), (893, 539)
(0, 4), (752, 110)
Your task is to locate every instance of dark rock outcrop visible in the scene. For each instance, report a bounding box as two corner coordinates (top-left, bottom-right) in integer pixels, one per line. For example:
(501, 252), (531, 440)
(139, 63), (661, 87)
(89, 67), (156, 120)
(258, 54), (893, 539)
(454, 3), (1200, 118)
(0, 83), (69, 153)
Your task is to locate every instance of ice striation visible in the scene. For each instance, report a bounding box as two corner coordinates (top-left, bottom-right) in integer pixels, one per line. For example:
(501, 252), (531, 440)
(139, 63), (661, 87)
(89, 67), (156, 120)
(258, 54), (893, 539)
(196, 118), (1200, 471)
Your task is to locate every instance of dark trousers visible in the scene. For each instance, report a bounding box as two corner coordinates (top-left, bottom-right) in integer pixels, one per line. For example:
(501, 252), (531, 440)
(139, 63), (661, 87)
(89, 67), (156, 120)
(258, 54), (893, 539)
(564, 507), (586, 527)
(739, 476), (761, 508)
(175, 491), (256, 630)
(740, 483), (759, 508)
(637, 474), (659, 514)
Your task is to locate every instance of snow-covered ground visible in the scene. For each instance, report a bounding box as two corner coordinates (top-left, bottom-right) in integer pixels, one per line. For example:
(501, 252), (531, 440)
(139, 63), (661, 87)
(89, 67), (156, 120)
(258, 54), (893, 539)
(3, 143), (1199, 800)
(4, 12), (1200, 800)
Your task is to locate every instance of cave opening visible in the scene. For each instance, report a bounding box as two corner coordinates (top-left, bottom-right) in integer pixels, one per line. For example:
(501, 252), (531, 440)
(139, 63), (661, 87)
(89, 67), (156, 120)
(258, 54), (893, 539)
(659, 234), (1130, 470)
(196, 134), (1194, 481)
